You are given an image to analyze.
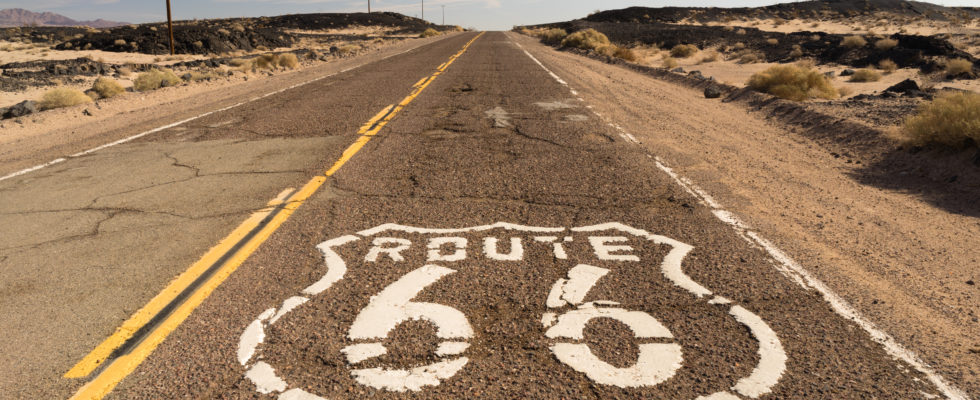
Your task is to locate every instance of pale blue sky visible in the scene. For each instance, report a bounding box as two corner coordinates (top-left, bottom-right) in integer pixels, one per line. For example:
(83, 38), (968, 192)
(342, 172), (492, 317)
(1, 0), (976, 30)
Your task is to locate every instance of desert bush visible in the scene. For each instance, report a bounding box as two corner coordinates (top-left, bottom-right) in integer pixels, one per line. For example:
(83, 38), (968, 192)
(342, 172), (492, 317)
(875, 38), (898, 50)
(699, 51), (720, 63)
(946, 58), (974, 76)
(733, 42), (746, 50)
(670, 44), (698, 58)
(217, 28), (230, 36)
(878, 59), (898, 73)
(254, 54), (277, 70)
(113, 39), (126, 46)
(849, 68), (881, 82)
(747, 65), (838, 101)
(736, 28), (747, 35)
(810, 34), (821, 41)
(277, 53), (299, 69)
(538, 28), (567, 45)
(662, 56), (678, 69)
(723, 25), (735, 32)
(420, 28), (440, 38)
(561, 29), (610, 51)
(184, 70), (220, 82)
(767, 38), (779, 45)
(91, 77), (124, 99)
(337, 44), (360, 55)
(133, 69), (181, 91)
(841, 35), (867, 48)
(789, 44), (803, 58)
(737, 51), (764, 64)
(38, 88), (93, 110)
(227, 58), (249, 67)
(596, 45), (637, 62)
(904, 92), (980, 147)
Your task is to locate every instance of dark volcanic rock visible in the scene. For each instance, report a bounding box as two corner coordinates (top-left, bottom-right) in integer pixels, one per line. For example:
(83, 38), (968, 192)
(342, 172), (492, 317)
(2, 100), (36, 119)
(885, 79), (920, 94)
(841, 69), (856, 76)
(704, 86), (723, 99)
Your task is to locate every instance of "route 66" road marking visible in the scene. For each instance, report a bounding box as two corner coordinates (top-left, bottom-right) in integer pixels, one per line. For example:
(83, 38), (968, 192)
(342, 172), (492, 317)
(236, 222), (787, 399)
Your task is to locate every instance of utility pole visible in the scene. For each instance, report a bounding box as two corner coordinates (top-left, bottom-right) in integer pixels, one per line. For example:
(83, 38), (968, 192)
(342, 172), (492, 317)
(165, 0), (175, 55)
(368, 0), (370, 13)
(442, 5), (445, 25)
(421, 0), (424, 21)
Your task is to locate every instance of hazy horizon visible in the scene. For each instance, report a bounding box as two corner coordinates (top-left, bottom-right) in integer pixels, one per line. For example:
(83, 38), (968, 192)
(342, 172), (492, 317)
(1, 0), (977, 31)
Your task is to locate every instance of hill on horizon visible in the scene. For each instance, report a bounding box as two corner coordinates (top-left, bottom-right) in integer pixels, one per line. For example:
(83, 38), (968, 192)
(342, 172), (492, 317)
(0, 8), (128, 28)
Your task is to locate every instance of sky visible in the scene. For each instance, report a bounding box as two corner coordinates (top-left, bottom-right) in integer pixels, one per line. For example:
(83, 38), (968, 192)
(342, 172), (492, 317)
(1, 0), (977, 31)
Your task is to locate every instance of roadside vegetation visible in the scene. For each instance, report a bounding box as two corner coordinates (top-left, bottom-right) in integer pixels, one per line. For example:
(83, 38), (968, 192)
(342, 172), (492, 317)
(38, 88), (93, 110)
(747, 64), (838, 101)
(90, 77), (125, 99)
(133, 68), (181, 91)
(420, 28), (440, 38)
(904, 92), (980, 148)
(518, 27), (638, 62)
(849, 68), (881, 82)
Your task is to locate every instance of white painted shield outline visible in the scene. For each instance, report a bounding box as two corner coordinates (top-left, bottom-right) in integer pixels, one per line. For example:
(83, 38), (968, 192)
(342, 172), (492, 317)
(237, 222), (787, 399)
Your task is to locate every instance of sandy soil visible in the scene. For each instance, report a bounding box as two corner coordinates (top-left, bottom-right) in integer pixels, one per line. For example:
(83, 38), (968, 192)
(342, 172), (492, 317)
(511, 32), (980, 396)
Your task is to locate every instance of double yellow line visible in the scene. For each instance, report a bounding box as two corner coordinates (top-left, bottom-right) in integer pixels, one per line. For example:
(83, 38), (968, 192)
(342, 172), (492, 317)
(67, 32), (484, 400)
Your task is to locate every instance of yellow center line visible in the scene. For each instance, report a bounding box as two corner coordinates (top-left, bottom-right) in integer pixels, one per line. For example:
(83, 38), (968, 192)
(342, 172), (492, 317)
(67, 31), (484, 400)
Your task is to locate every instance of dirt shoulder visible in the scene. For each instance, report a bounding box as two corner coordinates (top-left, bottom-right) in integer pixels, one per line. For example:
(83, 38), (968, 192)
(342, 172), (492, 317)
(0, 33), (458, 177)
(511, 32), (980, 396)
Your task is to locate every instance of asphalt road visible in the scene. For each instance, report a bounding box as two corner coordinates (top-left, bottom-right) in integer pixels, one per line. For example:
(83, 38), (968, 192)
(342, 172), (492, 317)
(0, 31), (969, 399)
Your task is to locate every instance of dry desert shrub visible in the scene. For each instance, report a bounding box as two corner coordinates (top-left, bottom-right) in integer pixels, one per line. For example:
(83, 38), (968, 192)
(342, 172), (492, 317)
(599, 45), (637, 62)
(904, 92), (980, 147)
(38, 88), (93, 110)
(561, 29), (610, 51)
(227, 58), (249, 67)
(662, 56), (678, 69)
(878, 59), (898, 73)
(789, 44), (803, 58)
(91, 77), (124, 99)
(946, 58), (974, 76)
(337, 44), (360, 55)
(133, 69), (181, 91)
(670, 44), (698, 58)
(699, 51), (720, 63)
(113, 39), (126, 46)
(420, 28), (440, 38)
(254, 54), (278, 69)
(538, 28), (567, 45)
(875, 38), (898, 50)
(841, 35), (867, 49)
(766, 38), (779, 45)
(736, 50), (764, 64)
(733, 42), (746, 50)
(849, 68), (881, 82)
(747, 65), (838, 101)
(723, 25), (735, 32)
(736, 28), (747, 35)
(277, 53), (299, 69)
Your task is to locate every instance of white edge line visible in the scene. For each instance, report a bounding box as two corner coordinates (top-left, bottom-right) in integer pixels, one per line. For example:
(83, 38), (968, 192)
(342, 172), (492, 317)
(0, 42), (430, 184)
(515, 36), (968, 400)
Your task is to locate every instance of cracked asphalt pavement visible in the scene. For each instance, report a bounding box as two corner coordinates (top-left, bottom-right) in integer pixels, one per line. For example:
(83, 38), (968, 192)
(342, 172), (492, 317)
(0, 32), (970, 399)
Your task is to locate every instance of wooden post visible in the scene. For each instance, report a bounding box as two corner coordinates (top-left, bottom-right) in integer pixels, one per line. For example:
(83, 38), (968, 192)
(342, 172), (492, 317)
(166, 0), (175, 55)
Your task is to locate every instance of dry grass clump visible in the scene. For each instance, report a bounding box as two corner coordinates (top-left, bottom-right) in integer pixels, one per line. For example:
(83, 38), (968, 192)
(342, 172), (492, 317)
(596, 45), (637, 61)
(337, 44), (360, 55)
(878, 59), (898, 73)
(789, 44), (803, 58)
(736, 50), (764, 64)
(699, 51), (720, 63)
(228, 58), (249, 67)
(38, 88), (93, 110)
(561, 29), (610, 51)
(420, 28), (440, 38)
(766, 38), (779, 45)
(538, 28), (567, 45)
(669, 44), (698, 58)
(849, 68), (881, 82)
(736, 28), (747, 35)
(133, 69), (181, 91)
(254, 54), (277, 70)
(904, 92), (980, 147)
(113, 39), (126, 46)
(875, 38), (898, 50)
(945, 58), (974, 76)
(277, 53), (299, 69)
(662, 56), (678, 69)
(91, 77), (124, 99)
(733, 42), (746, 50)
(747, 65), (838, 101)
(842, 35), (867, 49)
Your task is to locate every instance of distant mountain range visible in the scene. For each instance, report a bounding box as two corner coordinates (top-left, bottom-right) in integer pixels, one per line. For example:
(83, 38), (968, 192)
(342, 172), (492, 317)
(0, 8), (128, 28)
